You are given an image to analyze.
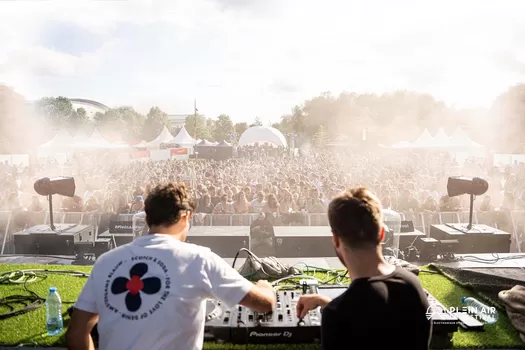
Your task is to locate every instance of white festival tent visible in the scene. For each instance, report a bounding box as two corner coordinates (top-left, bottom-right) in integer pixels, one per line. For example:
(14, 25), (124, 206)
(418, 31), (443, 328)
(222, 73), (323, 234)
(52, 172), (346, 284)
(389, 127), (484, 151)
(72, 131), (90, 144)
(170, 126), (195, 146)
(133, 140), (148, 148)
(38, 129), (75, 149)
(409, 128), (435, 148)
(389, 128), (435, 149)
(238, 126), (288, 148)
(145, 127), (175, 148)
(72, 129), (129, 149)
(432, 128), (450, 146)
(449, 127), (484, 149)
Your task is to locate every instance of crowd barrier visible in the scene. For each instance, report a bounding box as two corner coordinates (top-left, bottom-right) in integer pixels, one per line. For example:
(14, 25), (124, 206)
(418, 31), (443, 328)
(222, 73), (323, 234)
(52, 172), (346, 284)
(1, 209), (523, 255)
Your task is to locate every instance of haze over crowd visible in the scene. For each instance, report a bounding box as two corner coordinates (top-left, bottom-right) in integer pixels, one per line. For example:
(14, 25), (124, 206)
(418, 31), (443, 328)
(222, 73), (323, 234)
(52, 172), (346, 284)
(1, 0), (525, 153)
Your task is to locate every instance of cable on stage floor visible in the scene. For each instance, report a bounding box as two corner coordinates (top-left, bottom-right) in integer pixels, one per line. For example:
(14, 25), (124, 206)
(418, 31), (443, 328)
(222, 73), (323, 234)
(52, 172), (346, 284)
(0, 269), (89, 320)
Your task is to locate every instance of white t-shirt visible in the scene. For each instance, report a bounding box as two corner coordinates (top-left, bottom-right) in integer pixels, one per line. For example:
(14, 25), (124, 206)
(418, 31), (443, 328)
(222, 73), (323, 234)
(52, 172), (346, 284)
(75, 234), (253, 350)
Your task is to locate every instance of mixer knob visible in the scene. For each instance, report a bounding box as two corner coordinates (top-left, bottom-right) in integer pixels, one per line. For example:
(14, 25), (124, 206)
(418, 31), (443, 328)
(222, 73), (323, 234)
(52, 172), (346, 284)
(287, 309), (290, 315)
(238, 306), (242, 312)
(276, 302), (281, 309)
(278, 314), (283, 321)
(223, 317), (229, 323)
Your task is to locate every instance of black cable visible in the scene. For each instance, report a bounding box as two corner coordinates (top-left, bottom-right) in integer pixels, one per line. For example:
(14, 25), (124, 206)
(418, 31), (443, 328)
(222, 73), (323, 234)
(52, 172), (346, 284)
(460, 253), (525, 264)
(0, 269), (89, 320)
(321, 270), (348, 285)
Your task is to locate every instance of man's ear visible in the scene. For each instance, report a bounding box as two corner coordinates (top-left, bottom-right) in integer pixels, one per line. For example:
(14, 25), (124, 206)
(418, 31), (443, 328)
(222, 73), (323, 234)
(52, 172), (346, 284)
(379, 227), (385, 242)
(332, 232), (341, 249)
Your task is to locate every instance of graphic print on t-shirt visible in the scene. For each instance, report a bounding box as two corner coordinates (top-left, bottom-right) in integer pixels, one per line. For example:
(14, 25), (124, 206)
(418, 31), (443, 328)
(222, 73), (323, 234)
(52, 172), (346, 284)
(104, 256), (171, 320)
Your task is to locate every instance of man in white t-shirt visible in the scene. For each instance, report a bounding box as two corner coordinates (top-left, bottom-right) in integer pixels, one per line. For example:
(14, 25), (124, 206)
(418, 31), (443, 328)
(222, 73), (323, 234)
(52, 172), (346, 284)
(67, 183), (276, 350)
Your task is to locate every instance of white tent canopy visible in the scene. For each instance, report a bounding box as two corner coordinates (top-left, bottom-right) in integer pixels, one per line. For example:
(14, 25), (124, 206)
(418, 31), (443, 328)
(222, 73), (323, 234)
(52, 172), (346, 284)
(146, 127), (175, 148)
(449, 127), (484, 148)
(72, 131), (90, 144)
(433, 128), (450, 145)
(133, 140), (148, 147)
(238, 126), (288, 147)
(410, 128), (435, 148)
(72, 129), (127, 149)
(171, 126), (195, 145)
(38, 129), (75, 149)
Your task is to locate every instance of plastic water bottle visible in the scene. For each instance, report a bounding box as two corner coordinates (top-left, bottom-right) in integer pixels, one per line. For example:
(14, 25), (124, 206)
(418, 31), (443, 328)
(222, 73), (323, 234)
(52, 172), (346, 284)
(461, 297), (499, 324)
(46, 287), (64, 336)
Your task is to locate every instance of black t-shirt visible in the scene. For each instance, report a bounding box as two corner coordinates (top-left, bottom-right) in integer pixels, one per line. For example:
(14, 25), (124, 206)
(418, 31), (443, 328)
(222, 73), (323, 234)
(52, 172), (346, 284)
(321, 267), (431, 350)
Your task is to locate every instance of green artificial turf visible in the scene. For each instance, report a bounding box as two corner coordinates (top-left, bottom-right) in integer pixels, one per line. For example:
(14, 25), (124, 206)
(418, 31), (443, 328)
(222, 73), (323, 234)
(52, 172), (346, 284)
(0, 264), (522, 349)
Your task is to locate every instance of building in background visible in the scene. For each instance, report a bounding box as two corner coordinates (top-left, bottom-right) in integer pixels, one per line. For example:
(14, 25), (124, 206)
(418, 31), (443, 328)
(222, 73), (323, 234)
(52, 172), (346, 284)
(167, 114), (188, 128)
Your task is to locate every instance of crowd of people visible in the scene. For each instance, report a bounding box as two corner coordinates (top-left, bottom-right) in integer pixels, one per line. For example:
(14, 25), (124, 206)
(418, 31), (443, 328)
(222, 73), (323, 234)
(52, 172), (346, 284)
(1, 149), (524, 222)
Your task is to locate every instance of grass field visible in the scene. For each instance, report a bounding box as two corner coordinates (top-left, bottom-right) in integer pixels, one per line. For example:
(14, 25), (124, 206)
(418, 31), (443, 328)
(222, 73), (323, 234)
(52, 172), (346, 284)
(0, 264), (522, 349)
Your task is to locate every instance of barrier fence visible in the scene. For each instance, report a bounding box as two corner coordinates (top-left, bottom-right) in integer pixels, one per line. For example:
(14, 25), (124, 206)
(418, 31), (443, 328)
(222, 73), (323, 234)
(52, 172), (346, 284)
(1, 209), (523, 255)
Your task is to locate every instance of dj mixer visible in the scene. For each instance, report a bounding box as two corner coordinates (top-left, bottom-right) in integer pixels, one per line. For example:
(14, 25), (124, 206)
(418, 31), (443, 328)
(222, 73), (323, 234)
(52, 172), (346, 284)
(205, 286), (459, 344)
(206, 288), (323, 344)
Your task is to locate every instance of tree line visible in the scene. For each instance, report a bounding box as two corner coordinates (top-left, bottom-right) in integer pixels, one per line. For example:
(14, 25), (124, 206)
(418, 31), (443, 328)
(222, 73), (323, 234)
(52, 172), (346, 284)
(1, 84), (524, 153)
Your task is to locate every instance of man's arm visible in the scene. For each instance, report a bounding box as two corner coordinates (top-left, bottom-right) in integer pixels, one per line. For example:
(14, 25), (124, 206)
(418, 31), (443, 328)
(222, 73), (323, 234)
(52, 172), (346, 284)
(66, 309), (98, 350)
(66, 268), (99, 350)
(203, 251), (276, 312)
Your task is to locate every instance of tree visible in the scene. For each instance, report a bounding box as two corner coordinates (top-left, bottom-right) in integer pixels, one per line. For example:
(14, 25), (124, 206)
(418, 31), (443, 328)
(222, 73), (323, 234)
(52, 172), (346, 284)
(36, 96), (75, 126)
(185, 114), (213, 141)
(233, 122), (248, 143)
(312, 125), (329, 147)
(213, 114), (234, 142)
(68, 107), (89, 129)
(490, 84), (525, 152)
(95, 106), (145, 142)
(142, 106), (168, 141)
(250, 117), (263, 127)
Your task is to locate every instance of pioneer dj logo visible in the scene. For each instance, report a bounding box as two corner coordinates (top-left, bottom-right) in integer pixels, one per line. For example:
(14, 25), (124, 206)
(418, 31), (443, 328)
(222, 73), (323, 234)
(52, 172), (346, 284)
(249, 331), (292, 338)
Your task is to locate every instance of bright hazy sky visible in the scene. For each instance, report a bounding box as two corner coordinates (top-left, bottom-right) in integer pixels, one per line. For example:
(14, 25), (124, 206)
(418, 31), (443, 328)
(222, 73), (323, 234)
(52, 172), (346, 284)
(1, 0), (524, 122)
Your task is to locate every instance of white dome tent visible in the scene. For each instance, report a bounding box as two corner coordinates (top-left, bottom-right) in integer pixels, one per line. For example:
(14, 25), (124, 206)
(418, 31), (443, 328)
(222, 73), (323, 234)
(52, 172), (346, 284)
(238, 126), (288, 148)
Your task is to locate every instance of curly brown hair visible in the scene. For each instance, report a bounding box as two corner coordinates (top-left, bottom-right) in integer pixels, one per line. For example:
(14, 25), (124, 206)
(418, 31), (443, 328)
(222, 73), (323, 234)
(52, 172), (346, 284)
(144, 183), (195, 227)
(328, 187), (383, 249)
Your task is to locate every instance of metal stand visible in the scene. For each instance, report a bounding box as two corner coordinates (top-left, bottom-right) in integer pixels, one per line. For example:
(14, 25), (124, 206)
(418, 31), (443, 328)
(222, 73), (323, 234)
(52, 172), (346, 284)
(467, 194), (474, 230)
(48, 194), (56, 231)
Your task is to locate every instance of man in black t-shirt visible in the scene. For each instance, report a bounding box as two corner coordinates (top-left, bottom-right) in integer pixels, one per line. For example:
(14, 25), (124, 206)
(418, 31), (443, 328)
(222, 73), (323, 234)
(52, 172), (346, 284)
(296, 187), (431, 350)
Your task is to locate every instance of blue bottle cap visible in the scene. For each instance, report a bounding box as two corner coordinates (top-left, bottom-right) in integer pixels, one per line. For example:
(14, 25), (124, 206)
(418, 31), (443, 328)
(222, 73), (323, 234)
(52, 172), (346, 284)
(49, 287), (57, 292)
(461, 297), (466, 303)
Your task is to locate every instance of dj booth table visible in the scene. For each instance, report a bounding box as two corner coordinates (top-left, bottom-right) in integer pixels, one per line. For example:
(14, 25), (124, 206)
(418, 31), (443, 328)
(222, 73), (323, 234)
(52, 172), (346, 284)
(0, 254), (523, 349)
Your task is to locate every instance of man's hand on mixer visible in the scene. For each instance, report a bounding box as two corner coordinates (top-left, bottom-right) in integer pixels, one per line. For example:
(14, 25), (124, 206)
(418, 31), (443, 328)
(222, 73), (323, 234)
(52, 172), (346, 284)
(239, 279), (276, 313)
(255, 279), (273, 290)
(296, 295), (331, 318)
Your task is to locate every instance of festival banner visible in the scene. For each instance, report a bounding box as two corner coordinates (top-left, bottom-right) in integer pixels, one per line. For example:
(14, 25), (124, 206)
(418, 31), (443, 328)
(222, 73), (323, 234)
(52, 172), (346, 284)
(171, 148), (189, 160)
(131, 150), (149, 159)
